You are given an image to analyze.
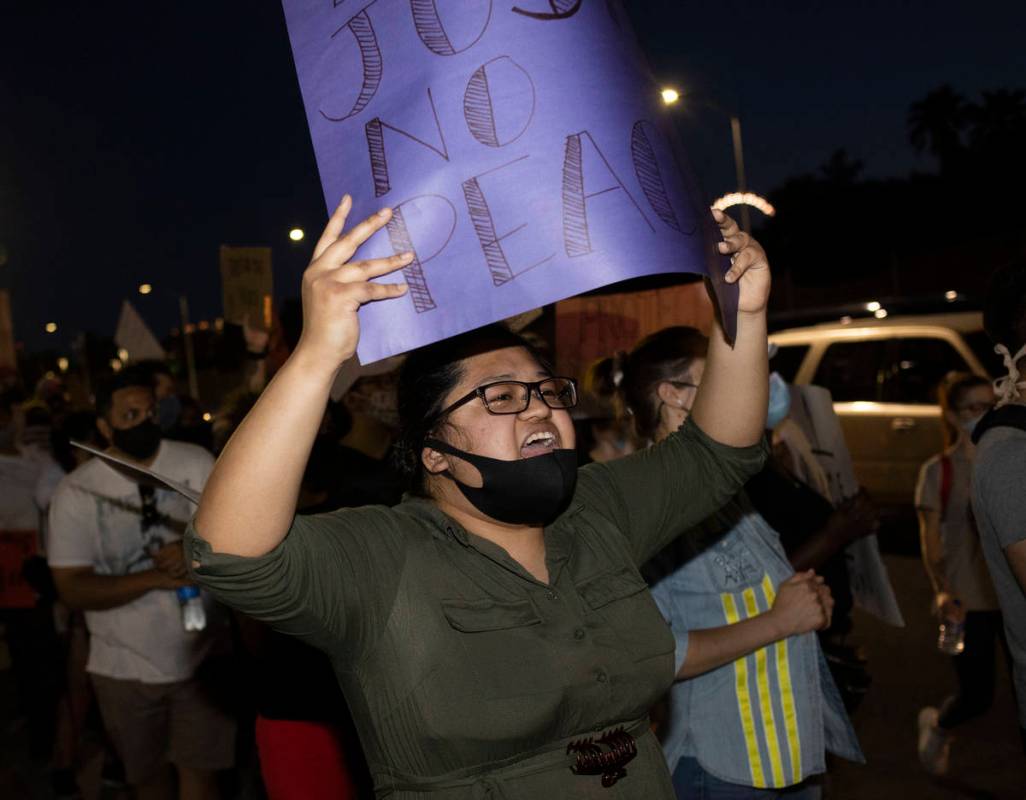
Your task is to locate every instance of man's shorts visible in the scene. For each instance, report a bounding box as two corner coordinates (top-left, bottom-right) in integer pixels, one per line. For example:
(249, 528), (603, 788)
(91, 665), (236, 784)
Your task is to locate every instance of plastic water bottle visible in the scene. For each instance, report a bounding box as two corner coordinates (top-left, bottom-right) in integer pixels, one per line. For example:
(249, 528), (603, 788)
(176, 586), (206, 632)
(937, 617), (965, 655)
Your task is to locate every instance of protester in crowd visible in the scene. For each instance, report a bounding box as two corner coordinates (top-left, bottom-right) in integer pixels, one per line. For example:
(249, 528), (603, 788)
(47, 367), (235, 800)
(0, 392), (61, 763)
(744, 371), (882, 712)
(572, 356), (638, 465)
(185, 200), (770, 798)
(913, 372), (1002, 774)
(970, 259), (1026, 754)
(33, 410), (110, 799)
(612, 326), (861, 798)
(140, 360), (181, 432)
(236, 436), (373, 800)
(325, 399), (404, 508)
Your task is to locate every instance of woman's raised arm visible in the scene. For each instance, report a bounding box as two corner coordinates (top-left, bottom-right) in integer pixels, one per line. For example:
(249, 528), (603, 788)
(689, 209), (771, 448)
(194, 197), (411, 557)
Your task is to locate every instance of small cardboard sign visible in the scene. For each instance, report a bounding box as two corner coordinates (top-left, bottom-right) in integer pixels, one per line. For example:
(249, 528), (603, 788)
(219, 246), (274, 329)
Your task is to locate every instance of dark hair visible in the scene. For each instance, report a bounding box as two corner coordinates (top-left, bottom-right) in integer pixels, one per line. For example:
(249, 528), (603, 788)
(94, 366), (155, 419)
(393, 323), (549, 495)
(135, 359), (173, 382)
(577, 354), (625, 420)
(937, 371), (992, 448)
(984, 258), (1026, 357)
(51, 410), (101, 473)
(619, 326), (709, 440)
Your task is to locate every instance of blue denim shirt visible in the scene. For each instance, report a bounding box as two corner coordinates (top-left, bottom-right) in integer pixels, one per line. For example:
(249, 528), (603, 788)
(648, 497), (863, 788)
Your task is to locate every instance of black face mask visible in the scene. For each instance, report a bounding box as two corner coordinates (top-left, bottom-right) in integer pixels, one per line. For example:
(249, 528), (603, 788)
(424, 437), (578, 526)
(111, 419), (162, 461)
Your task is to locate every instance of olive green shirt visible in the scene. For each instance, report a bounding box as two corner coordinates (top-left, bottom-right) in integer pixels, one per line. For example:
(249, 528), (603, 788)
(186, 419), (766, 798)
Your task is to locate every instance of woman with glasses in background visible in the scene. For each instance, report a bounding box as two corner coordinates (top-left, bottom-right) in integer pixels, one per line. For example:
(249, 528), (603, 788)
(613, 326), (861, 800)
(184, 197), (771, 798)
(915, 372), (1005, 777)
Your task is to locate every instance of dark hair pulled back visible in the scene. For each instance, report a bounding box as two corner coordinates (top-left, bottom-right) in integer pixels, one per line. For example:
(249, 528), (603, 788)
(936, 371), (991, 448)
(393, 323), (550, 496)
(617, 326), (709, 440)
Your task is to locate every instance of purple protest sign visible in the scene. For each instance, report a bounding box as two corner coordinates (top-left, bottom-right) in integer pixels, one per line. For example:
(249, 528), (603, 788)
(281, 0), (737, 364)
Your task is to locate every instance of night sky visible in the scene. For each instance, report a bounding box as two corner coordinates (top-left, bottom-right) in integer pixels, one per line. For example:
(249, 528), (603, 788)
(2, 1), (1024, 354)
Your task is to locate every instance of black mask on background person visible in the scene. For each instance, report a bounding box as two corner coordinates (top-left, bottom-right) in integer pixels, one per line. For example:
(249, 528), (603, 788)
(111, 419), (162, 461)
(424, 437), (578, 525)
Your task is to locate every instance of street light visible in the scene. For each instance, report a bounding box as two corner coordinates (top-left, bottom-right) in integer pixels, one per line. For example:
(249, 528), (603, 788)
(660, 88), (680, 105)
(45, 322), (58, 333)
(138, 283), (153, 295)
(289, 228), (305, 242)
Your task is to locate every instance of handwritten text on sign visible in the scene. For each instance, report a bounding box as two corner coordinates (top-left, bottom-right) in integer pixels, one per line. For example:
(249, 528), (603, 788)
(281, 0), (735, 363)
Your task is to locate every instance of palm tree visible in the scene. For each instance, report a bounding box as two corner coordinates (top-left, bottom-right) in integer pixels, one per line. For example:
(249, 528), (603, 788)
(967, 89), (1026, 147)
(907, 85), (968, 172)
(820, 149), (864, 185)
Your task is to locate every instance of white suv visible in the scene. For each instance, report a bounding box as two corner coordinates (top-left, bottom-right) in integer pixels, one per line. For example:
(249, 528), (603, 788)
(768, 312), (996, 512)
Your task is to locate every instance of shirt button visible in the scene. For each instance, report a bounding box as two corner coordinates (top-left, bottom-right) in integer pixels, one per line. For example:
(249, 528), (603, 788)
(547, 591), (560, 601)
(574, 628), (586, 640)
(595, 669), (607, 683)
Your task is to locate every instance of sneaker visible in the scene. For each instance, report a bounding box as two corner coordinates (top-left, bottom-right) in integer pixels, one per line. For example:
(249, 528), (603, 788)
(917, 706), (952, 776)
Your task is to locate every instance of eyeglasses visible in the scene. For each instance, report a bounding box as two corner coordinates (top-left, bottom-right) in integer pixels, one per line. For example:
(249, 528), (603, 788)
(431, 377), (579, 423)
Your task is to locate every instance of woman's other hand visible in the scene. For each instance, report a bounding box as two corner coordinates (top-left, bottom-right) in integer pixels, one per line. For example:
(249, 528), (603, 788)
(769, 570), (833, 636)
(713, 208), (771, 315)
(296, 196), (412, 368)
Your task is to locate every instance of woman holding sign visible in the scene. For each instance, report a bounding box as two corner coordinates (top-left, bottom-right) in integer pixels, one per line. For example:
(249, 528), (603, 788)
(186, 195), (771, 798)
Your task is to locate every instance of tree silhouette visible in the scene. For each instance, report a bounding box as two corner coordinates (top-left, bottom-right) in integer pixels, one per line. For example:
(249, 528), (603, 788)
(820, 149), (864, 185)
(907, 84), (968, 173)
(967, 88), (1026, 149)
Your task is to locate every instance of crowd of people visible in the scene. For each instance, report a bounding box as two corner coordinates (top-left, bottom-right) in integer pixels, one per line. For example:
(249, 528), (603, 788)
(1, 202), (1025, 799)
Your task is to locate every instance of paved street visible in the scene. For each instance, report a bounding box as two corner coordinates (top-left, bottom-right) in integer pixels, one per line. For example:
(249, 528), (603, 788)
(831, 555), (1024, 799)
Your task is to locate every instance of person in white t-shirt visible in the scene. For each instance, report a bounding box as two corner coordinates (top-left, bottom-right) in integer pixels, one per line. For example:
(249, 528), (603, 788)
(915, 372), (1003, 776)
(48, 369), (233, 800)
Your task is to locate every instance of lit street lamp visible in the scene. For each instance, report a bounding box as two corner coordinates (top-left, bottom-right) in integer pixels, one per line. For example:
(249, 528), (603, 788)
(138, 283), (153, 295)
(289, 228), (305, 242)
(45, 321), (58, 333)
(660, 88), (680, 105)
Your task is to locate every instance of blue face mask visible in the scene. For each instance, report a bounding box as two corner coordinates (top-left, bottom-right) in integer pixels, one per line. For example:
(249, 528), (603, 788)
(961, 414), (984, 437)
(766, 371), (792, 430)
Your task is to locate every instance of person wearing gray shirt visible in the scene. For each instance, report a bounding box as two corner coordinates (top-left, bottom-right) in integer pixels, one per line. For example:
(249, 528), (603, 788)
(970, 258), (1026, 754)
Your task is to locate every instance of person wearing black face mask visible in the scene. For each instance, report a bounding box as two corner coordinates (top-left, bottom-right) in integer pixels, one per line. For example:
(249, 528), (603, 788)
(187, 199), (772, 799)
(47, 368), (235, 798)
